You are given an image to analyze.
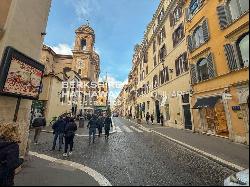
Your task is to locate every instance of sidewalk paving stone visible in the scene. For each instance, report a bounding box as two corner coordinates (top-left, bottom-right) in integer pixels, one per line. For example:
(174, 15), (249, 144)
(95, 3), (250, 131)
(15, 155), (99, 186)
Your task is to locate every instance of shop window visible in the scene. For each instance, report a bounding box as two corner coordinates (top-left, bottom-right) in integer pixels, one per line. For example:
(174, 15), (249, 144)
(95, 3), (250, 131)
(227, 0), (249, 21)
(197, 58), (209, 82)
(237, 33), (249, 67)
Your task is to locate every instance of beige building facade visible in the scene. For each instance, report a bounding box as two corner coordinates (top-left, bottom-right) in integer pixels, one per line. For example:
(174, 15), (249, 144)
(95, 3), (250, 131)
(36, 25), (108, 123)
(116, 0), (192, 130)
(0, 0), (51, 156)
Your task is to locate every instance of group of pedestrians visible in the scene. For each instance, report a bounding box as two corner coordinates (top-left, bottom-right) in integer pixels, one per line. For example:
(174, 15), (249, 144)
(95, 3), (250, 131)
(48, 113), (113, 157)
(146, 112), (164, 126)
(87, 114), (113, 144)
(31, 113), (78, 157)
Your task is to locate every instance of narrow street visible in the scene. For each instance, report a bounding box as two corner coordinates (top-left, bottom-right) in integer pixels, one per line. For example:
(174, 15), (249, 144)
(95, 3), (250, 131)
(17, 117), (236, 186)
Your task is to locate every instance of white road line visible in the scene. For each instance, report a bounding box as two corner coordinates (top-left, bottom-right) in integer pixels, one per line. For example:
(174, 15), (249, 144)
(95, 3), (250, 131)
(115, 126), (122, 133)
(130, 126), (143, 133)
(29, 151), (112, 186)
(151, 130), (245, 172)
(121, 126), (133, 133)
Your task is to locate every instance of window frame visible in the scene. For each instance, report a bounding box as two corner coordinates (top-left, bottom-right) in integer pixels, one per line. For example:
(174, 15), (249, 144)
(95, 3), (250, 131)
(236, 33), (249, 68)
(197, 58), (210, 82)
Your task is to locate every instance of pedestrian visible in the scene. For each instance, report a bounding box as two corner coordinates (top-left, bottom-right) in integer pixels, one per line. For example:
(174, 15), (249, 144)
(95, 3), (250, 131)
(31, 113), (46, 144)
(146, 112), (150, 125)
(63, 118), (77, 157)
(0, 123), (24, 186)
(160, 113), (164, 126)
(96, 115), (104, 137)
(87, 115), (97, 144)
(51, 116), (66, 151)
(151, 114), (154, 125)
(104, 115), (113, 140)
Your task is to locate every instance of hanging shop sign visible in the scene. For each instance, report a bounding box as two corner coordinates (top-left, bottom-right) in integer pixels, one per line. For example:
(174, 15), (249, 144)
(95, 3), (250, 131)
(0, 47), (45, 100)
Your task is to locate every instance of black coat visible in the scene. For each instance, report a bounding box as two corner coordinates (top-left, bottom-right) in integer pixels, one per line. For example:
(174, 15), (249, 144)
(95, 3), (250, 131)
(64, 122), (77, 137)
(0, 138), (23, 186)
(96, 118), (104, 129)
(104, 117), (112, 131)
(32, 117), (46, 128)
(88, 118), (97, 129)
(52, 119), (66, 133)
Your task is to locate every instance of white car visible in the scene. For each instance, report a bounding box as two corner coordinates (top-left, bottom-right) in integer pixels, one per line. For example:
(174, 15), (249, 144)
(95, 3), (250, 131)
(224, 169), (249, 186)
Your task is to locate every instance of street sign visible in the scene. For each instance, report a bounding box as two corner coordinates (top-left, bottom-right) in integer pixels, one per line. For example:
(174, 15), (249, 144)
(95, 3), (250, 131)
(222, 93), (232, 100)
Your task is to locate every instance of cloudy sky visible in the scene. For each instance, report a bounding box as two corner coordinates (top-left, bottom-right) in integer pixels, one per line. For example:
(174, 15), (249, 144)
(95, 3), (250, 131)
(44, 0), (160, 104)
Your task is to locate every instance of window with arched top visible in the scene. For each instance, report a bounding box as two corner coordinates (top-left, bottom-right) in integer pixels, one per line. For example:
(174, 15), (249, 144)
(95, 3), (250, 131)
(193, 26), (204, 48)
(227, 0), (249, 21)
(197, 58), (209, 82)
(237, 33), (249, 67)
(81, 39), (87, 50)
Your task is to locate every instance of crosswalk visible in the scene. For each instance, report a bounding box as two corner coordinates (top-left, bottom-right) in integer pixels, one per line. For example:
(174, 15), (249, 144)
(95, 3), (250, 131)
(114, 125), (149, 133)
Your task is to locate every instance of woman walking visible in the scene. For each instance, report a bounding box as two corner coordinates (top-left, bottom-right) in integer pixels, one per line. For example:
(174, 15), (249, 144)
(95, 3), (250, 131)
(0, 123), (24, 186)
(104, 115), (113, 140)
(63, 118), (77, 157)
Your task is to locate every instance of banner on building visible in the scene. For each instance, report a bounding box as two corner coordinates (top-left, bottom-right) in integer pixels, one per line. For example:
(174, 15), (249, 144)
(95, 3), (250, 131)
(0, 47), (45, 100)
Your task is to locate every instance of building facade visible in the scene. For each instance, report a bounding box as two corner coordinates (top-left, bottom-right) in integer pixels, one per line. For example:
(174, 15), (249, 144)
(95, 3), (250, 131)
(37, 25), (108, 123)
(185, 0), (249, 144)
(0, 0), (51, 156)
(115, 0), (249, 145)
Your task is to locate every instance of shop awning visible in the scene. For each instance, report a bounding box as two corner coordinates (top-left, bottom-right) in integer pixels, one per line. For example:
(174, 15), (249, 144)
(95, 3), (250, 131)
(192, 96), (222, 109)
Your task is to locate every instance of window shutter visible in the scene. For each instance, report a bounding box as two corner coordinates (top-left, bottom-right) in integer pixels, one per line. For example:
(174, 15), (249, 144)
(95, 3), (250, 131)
(187, 35), (193, 52)
(207, 53), (216, 79)
(217, 5), (231, 30)
(224, 44), (239, 71)
(185, 8), (190, 22)
(202, 19), (210, 42)
(183, 52), (189, 71)
(190, 64), (197, 84)
(172, 32), (176, 47)
(178, 0), (185, 7)
(175, 58), (180, 76)
(170, 13), (174, 27)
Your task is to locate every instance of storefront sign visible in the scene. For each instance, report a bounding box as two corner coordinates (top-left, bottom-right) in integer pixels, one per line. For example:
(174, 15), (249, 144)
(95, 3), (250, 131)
(0, 47), (45, 100)
(232, 106), (241, 111)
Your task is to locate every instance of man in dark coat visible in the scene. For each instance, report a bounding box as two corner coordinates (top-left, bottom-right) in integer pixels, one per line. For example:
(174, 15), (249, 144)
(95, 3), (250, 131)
(104, 115), (113, 140)
(63, 118), (77, 157)
(96, 116), (104, 137)
(52, 116), (66, 151)
(32, 113), (46, 144)
(87, 115), (97, 144)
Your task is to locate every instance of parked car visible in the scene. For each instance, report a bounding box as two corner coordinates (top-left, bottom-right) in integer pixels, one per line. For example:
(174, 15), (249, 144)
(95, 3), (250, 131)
(224, 169), (249, 186)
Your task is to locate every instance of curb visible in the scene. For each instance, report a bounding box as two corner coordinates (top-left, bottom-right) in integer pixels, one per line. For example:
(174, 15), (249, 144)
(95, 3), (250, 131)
(29, 151), (112, 186)
(121, 117), (244, 172)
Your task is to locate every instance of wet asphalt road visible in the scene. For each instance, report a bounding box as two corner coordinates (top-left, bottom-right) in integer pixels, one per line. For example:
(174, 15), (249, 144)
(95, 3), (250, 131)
(29, 117), (235, 186)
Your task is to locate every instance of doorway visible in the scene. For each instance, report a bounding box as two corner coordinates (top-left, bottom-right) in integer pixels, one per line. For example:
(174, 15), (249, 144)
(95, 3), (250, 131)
(155, 100), (160, 123)
(183, 104), (192, 130)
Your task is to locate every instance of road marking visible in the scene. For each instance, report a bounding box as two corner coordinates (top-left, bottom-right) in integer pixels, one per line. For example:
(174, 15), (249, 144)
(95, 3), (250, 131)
(130, 126), (143, 133)
(150, 130), (245, 172)
(121, 126), (133, 132)
(115, 126), (122, 133)
(122, 117), (245, 171)
(29, 151), (112, 186)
